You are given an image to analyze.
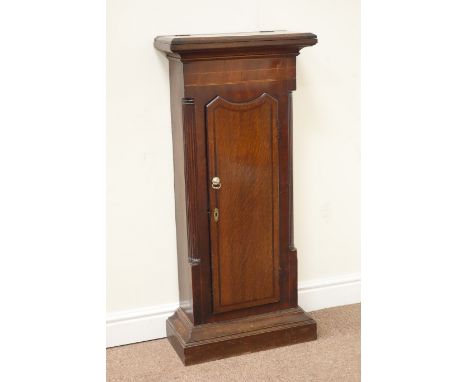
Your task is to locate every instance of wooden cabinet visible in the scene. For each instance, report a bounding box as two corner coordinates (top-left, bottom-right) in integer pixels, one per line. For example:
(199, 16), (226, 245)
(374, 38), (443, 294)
(154, 31), (318, 365)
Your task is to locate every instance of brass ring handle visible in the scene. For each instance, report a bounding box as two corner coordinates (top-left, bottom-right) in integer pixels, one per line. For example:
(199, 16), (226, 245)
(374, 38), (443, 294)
(211, 176), (221, 190)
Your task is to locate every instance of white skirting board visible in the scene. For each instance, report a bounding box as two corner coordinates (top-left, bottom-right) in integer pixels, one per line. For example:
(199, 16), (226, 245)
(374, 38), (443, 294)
(106, 273), (361, 348)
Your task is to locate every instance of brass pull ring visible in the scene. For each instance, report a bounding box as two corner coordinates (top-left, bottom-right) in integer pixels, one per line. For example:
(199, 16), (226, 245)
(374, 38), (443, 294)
(212, 176), (221, 190)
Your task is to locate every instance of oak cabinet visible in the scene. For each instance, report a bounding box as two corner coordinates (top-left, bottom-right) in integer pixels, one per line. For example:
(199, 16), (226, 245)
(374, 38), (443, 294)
(154, 31), (318, 365)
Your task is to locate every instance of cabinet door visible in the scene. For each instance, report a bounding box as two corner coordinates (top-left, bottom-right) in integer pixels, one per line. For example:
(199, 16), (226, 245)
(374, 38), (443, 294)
(206, 93), (280, 314)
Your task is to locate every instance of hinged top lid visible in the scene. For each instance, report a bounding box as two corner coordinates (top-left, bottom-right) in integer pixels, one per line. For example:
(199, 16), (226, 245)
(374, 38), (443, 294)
(154, 30), (317, 57)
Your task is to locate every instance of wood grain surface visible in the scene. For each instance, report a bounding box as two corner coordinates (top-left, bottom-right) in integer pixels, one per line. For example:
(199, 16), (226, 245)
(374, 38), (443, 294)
(206, 94), (280, 313)
(154, 31), (317, 364)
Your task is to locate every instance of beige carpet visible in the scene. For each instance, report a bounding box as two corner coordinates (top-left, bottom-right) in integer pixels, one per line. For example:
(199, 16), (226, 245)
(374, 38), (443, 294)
(107, 304), (360, 382)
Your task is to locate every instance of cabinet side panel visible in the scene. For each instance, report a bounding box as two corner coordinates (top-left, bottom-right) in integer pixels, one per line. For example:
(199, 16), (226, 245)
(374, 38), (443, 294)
(169, 59), (193, 321)
(287, 92), (298, 306)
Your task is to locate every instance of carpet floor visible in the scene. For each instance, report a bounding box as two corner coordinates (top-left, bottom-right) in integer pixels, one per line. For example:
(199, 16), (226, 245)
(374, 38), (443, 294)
(107, 304), (360, 382)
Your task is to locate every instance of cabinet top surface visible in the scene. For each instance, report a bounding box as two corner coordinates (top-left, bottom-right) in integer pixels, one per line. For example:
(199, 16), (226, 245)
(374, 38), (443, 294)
(154, 30), (317, 55)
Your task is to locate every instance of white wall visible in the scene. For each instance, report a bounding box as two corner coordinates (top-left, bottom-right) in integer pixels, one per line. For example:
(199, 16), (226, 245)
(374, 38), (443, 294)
(107, 0), (360, 330)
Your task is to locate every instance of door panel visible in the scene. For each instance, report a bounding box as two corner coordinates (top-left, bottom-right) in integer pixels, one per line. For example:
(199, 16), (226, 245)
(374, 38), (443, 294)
(206, 93), (280, 314)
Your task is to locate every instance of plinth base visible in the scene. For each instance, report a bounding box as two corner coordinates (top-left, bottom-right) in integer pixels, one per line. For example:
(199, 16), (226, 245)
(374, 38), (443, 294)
(166, 307), (317, 365)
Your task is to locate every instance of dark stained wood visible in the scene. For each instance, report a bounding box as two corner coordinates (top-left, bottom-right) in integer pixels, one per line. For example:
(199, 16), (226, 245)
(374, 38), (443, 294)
(183, 56), (297, 87)
(167, 307), (317, 365)
(206, 94), (280, 313)
(168, 59), (194, 320)
(155, 30), (317, 365)
(154, 31), (317, 59)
